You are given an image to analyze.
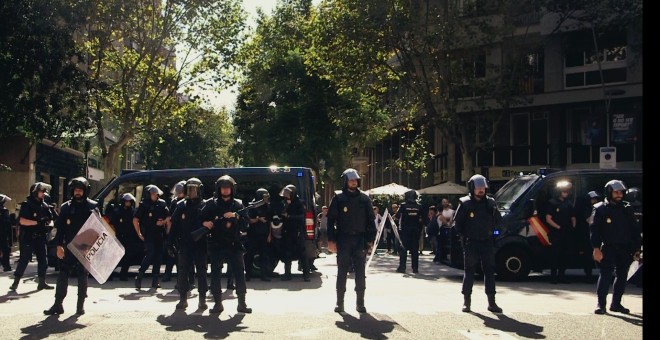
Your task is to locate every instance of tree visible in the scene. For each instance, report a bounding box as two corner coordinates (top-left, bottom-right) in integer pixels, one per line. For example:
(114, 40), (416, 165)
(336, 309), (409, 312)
(134, 104), (236, 169)
(0, 0), (92, 141)
(84, 0), (246, 180)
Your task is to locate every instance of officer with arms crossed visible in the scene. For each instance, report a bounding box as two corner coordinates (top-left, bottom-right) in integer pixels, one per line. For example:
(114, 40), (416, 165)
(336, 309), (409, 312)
(454, 174), (503, 313)
(590, 180), (641, 315)
(133, 185), (169, 289)
(327, 168), (376, 313)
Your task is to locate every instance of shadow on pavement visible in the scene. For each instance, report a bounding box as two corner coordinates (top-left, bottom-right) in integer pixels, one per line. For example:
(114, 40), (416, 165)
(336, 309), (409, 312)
(0, 289), (39, 303)
(20, 315), (85, 340)
(472, 312), (545, 339)
(335, 312), (398, 339)
(156, 310), (250, 338)
(606, 311), (643, 326)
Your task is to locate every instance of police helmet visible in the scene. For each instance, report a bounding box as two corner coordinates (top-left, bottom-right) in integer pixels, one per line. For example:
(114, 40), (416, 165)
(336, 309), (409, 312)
(30, 182), (52, 198)
(467, 174), (488, 195)
(0, 194), (11, 205)
(184, 177), (204, 198)
(279, 184), (298, 200)
(255, 188), (270, 202)
(604, 180), (627, 200)
(587, 191), (601, 200)
(404, 189), (419, 203)
(121, 193), (136, 204)
(172, 180), (186, 197)
(625, 187), (641, 202)
(341, 168), (361, 189)
(555, 180), (573, 195)
(68, 177), (90, 199)
(215, 175), (236, 197)
(144, 184), (163, 199)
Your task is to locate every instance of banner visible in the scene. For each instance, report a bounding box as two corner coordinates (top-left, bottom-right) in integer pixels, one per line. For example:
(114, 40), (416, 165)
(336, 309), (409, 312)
(366, 208), (390, 271)
(67, 210), (125, 284)
(611, 112), (638, 144)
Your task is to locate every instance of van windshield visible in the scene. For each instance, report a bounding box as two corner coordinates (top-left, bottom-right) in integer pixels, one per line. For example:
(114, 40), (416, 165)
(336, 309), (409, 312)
(494, 174), (539, 210)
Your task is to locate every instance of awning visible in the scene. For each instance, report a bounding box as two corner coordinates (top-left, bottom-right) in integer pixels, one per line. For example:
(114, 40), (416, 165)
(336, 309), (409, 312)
(417, 181), (468, 195)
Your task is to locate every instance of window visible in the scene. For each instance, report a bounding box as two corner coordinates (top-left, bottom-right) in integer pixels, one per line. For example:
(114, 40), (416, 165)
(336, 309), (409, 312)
(455, 54), (487, 98)
(511, 113), (529, 165)
(564, 30), (627, 89)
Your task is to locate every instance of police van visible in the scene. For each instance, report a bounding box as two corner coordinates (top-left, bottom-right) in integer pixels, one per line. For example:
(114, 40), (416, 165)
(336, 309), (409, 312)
(49, 166), (319, 273)
(441, 168), (643, 281)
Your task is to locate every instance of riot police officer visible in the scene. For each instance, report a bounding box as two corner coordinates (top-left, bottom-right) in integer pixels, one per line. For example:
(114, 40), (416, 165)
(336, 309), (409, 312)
(246, 188), (273, 281)
(454, 174), (503, 313)
(44, 177), (98, 315)
(591, 180), (641, 315)
(201, 175), (252, 314)
(163, 181), (186, 283)
(279, 184), (309, 282)
(169, 178), (209, 310)
(545, 180), (577, 283)
(395, 189), (424, 274)
(11, 182), (53, 291)
(327, 168), (376, 313)
(133, 184), (169, 289)
(110, 193), (139, 281)
(0, 194), (12, 272)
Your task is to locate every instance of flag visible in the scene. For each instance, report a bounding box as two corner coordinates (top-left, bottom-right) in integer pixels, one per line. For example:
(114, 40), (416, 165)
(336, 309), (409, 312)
(528, 215), (551, 246)
(67, 210), (125, 284)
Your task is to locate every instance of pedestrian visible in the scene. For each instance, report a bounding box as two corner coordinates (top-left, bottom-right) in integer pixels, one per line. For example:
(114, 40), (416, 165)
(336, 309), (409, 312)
(425, 206), (440, 263)
(383, 203), (398, 254)
(109, 193), (139, 281)
(44, 177), (97, 315)
(169, 178), (209, 310)
(279, 184), (310, 282)
(373, 206), (383, 249)
(590, 180), (641, 315)
(0, 194), (13, 272)
(133, 184), (169, 289)
(437, 198), (455, 262)
(544, 180), (576, 284)
(201, 175), (252, 314)
(454, 174), (503, 313)
(10, 182), (54, 291)
(327, 168), (376, 313)
(163, 181), (186, 283)
(246, 188), (273, 281)
(395, 190), (424, 274)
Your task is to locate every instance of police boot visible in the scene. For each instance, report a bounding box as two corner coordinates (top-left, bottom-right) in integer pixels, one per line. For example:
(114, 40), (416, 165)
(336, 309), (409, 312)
(209, 294), (223, 314)
(462, 294), (471, 313)
(151, 277), (161, 289)
(135, 272), (144, 290)
(9, 276), (20, 291)
(198, 292), (208, 310)
(334, 290), (345, 313)
(356, 290), (367, 313)
(487, 294), (503, 313)
(281, 262), (292, 281)
(37, 275), (54, 290)
(76, 296), (86, 315)
(595, 295), (607, 314)
(610, 293), (630, 314)
(43, 298), (65, 315)
(237, 294), (252, 313)
(175, 293), (188, 310)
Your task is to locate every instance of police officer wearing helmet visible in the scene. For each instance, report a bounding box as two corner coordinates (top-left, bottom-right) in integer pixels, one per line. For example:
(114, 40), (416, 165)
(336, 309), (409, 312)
(454, 174), (503, 313)
(327, 168), (376, 313)
(110, 193), (139, 281)
(246, 188), (274, 281)
(0, 194), (13, 272)
(279, 184), (309, 281)
(133, 184), (169, 289)
(394, 189), (424, 274)
(163, 181), (187, 283)
(11, 182), (54, 291)
(201, 175), (252, 314)
(545, 180), (577, 284)
(44, 177), (98, 315)
(169, 177), (209, 310)
(590, 180), (641, 315)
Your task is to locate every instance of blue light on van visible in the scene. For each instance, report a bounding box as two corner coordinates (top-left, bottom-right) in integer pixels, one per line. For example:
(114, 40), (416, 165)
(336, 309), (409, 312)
(493, 230), (500, 236)
(297, 171), (303, 177)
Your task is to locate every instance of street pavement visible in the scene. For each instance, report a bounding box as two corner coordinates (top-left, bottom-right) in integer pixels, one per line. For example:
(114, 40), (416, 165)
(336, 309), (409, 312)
(0, 250), (644, 339)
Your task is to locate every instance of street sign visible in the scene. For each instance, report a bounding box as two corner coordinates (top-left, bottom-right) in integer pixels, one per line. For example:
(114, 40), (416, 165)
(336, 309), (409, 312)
(599, 147), (616, 169)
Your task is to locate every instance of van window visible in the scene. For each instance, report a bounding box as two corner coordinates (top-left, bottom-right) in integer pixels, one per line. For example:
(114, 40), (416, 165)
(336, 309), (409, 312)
(494, 174), (539, 210)
(99, 180), (143, 214)
(534, 176), (577, 217)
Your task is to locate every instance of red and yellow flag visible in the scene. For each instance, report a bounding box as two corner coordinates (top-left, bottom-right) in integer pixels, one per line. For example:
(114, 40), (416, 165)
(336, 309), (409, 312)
(528, 215), (551, 246)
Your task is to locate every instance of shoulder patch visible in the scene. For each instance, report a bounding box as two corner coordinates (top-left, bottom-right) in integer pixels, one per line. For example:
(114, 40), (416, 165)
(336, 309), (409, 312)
(459, 195), (470, 203)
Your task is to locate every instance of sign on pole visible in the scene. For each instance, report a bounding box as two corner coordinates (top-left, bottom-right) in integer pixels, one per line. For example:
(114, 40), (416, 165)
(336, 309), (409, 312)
(599, 147), (617, 169)
(67, 210), (125, 284)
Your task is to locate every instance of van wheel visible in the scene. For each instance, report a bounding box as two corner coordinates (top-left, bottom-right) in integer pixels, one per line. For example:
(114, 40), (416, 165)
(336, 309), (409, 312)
(496, 247), (530, 281)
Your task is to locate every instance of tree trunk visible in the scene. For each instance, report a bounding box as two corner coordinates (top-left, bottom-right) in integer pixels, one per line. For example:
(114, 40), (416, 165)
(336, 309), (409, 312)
(461, 148), (474, 183)
(102, 133), (132, 182)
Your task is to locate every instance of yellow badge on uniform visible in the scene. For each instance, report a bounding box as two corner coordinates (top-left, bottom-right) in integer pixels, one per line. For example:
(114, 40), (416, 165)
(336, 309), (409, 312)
(66, 219), (71, 225)
(120, 218), (123, 223)
(343, 207), (348, 213)
(606, 217), (612, 224)
(149, 212), (152, 217)
(215, 216), (219, 220)
(226, 222), (232, 228)
(33, 213), (37, 217)
(556, 208), (560, 212)
(469, 212), (474, 218)
(182, 213), (186, 220)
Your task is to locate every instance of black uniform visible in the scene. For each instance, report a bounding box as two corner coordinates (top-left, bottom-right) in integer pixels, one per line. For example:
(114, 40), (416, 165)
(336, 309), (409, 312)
(13, 195), (52, 282)
(327, 189), (376, 301)
(546, 197), (576, 282)
(280, 197), (308, 281)
(169, 198), (208, 299)
(590, 199), (641, 311)
(110, 203), (140, 280)
(395, 201), (424, 273)
(0, 202), (12, 271)
(246, 202), (274, 280)
(135, 197), (169, 287)
(454, 194), (502, 297)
